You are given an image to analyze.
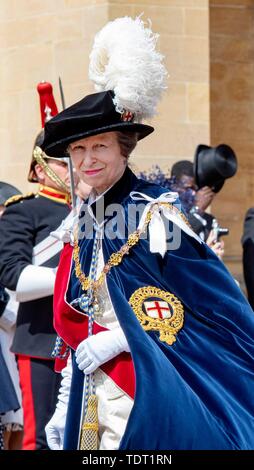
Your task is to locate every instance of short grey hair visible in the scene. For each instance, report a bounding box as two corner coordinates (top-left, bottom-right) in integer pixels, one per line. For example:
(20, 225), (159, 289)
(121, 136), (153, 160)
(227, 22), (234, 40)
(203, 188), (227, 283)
(116, 131), (138, 159)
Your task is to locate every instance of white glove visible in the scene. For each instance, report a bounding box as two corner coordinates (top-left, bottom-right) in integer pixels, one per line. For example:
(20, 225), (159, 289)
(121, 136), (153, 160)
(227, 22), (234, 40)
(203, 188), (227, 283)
(16, 265), (56, 302)
(45, 356), (72, 450)
(45, 407), (67, 450)
(75, 327), (130, 375)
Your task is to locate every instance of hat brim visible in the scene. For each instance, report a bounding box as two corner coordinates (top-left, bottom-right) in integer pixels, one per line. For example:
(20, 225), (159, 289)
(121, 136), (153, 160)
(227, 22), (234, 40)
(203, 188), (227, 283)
(194, 144), (225, 193)
(43, 122), (154, 158)
(194, 144), (209, 189)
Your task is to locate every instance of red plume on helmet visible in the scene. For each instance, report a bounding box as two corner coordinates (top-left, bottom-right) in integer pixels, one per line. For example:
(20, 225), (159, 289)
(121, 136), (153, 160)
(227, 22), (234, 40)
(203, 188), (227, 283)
(28, 82), (59, 182)
(37, 82), (59, 128)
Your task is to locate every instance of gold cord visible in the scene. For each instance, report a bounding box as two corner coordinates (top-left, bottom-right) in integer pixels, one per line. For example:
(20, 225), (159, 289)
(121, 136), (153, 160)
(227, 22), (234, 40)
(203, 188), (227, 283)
(33, 146), (70, 193)
(73, 207), (153, 293)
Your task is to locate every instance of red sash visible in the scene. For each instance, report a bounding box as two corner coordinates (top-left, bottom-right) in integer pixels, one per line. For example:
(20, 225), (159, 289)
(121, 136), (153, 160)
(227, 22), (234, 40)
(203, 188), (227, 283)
(53, 243), (135, 399)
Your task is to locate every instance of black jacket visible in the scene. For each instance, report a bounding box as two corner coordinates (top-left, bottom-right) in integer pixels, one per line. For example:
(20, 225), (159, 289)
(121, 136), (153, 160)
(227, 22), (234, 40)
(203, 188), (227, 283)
(0, 191), (70, 358)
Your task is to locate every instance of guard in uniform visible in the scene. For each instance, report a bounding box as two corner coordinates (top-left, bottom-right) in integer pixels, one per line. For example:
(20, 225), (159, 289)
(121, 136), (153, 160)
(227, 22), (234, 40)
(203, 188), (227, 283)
(0, 83), (72, 450)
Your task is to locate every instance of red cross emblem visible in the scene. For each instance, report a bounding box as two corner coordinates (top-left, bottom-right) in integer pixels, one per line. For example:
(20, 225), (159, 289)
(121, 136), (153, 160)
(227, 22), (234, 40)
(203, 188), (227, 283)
(144, 300), (172, 319)
(121, 110), (134, 122)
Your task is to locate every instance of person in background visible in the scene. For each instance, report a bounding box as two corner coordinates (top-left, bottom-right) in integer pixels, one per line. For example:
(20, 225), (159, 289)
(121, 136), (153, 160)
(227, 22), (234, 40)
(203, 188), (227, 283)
(242, 208), (254, 310)
(170, 144), (237, 260)
(0, 342), (20, 450)
(0, 182), (24, 450)
(0, 182), (21, 216)
(170, 160), (215, 238)
(193, 143), (237, 242)
(170, 160), (223, 258)
(0, 77), (75, 452)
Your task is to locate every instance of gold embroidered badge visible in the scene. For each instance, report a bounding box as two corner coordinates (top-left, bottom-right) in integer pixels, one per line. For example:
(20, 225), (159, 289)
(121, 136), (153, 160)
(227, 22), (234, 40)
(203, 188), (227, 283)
(129, 286), (184, 345)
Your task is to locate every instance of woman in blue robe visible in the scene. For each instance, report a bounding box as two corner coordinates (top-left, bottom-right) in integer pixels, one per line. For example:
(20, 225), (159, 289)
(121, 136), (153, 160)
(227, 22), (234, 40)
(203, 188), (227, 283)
(42, 17), (254, 451)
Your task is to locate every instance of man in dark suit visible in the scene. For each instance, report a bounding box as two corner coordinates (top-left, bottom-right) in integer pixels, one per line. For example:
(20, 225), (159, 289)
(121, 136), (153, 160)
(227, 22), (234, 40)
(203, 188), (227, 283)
(0, 138), (72, 449)
(170, 159), (216, 241)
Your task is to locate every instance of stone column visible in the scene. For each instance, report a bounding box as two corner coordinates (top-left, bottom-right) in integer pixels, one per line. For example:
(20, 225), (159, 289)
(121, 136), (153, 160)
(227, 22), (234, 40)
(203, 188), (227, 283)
(210, 0), (254, 284)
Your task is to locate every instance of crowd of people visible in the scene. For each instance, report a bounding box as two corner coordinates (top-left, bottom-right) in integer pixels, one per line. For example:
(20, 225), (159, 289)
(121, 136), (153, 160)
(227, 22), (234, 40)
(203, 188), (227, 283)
(0, 16), (253, 452)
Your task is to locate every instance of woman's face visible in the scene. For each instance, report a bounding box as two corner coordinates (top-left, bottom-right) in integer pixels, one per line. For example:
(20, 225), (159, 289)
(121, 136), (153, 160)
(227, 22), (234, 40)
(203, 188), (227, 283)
(68, 132), (127, 194)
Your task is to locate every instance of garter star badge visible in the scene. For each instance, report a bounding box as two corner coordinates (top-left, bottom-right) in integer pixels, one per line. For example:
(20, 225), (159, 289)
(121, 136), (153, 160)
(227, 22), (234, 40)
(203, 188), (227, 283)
(129, 286), (184, 345)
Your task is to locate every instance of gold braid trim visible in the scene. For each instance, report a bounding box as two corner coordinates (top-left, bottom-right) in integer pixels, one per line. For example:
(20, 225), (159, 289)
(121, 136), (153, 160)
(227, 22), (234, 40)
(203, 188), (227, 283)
(4, 192), (35, 207)
(33, 146), (70, 193)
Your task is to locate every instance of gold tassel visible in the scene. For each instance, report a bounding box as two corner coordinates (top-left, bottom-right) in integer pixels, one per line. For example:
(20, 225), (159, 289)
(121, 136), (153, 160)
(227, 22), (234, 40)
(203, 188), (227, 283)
(79, 394), (99, 450)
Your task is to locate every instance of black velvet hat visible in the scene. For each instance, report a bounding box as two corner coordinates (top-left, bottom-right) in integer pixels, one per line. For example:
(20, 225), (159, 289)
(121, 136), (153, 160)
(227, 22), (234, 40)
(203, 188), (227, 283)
(0, 182), (21, 206)
(194, 144), (238, 193)
(41, 91), (154, 158)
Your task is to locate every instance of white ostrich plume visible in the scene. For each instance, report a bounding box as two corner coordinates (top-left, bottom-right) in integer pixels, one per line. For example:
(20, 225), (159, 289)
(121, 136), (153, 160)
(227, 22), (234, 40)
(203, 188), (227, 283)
(89, 16), (168, 122)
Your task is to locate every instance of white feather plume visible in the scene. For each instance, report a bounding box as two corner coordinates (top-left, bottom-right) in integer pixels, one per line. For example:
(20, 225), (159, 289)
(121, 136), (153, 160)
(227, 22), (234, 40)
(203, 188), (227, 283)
(89, 16), (168, 121)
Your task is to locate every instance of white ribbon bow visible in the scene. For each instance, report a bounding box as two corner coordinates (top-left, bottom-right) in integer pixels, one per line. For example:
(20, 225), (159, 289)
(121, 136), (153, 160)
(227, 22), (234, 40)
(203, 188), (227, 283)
(130, 191), (201, 257)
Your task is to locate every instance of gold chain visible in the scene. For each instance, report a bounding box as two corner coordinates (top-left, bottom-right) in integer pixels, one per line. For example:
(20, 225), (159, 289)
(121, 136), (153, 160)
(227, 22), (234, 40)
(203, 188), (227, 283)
(73, 202), (190, 292)
(73, 207), (153, 293)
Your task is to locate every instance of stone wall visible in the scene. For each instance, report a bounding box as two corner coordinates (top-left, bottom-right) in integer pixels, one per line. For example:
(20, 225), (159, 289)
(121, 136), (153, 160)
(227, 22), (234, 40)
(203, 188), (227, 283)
(0, 0), (210, 194)
(1, 1), (249, 284)
(210, 0), (254, 283)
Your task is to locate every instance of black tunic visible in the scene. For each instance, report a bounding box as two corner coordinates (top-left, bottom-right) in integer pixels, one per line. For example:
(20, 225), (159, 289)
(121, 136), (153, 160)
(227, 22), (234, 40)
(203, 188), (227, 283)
(0, 192), (70, 358)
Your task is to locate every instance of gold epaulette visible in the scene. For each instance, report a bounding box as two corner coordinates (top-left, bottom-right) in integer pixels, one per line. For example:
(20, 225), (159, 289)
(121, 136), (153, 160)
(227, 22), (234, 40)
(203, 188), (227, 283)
(4, 192), (36, 207)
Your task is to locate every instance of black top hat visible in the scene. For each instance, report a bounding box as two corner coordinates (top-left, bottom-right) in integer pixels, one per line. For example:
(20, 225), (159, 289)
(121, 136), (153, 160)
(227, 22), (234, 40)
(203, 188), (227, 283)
(41, 91), (154, 157)
(0, 182), (21, 206)
(194, 144), (238, 193)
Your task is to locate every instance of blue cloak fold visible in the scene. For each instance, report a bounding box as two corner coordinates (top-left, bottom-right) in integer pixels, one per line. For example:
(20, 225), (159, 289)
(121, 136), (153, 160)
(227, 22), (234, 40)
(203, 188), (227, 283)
(65, 168), (254, 450)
